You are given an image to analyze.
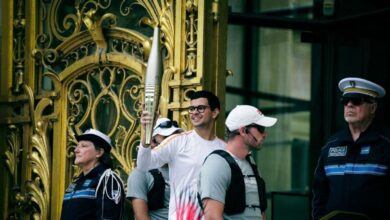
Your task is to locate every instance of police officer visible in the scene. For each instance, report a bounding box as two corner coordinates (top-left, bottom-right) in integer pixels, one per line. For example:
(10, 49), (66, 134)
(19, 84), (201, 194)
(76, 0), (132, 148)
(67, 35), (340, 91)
(198, 105), (277, 220)
(312, 77), (390, 220)
(127, 118), (184, 220)
(61, 128), (125, 220)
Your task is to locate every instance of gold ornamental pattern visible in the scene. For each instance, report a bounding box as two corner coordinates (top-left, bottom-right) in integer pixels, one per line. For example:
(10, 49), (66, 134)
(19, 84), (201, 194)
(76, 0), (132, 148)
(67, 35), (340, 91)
(1, 0), (227, 219)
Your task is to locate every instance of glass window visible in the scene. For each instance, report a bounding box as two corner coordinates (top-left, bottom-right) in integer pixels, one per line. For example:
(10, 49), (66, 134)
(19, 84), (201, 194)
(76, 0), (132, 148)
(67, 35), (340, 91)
(229, 0), (313, 18)
(254, 27), (311, 192)
(227, 1), (312, 219)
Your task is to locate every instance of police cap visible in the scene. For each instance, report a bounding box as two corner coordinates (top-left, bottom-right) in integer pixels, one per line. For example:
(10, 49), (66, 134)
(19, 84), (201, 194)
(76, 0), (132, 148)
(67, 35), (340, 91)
(338, 77), (386, 99)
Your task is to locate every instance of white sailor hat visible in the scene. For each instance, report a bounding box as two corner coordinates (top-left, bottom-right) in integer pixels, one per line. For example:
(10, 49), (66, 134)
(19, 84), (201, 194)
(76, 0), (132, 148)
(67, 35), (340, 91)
(338, 77), (386, 98)
(76, 128), (113, 153)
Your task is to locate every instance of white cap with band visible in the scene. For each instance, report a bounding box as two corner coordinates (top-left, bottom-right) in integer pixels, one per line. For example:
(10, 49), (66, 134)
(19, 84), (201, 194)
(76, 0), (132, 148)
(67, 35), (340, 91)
(225, 105), (277, 131)
(338, 77), (386, 98)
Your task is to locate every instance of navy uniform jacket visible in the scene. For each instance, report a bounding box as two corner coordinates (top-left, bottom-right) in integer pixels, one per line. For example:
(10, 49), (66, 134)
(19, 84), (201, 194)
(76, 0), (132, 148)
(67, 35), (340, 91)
(312, 120), (390, 220)
(61, 163), (124, 220)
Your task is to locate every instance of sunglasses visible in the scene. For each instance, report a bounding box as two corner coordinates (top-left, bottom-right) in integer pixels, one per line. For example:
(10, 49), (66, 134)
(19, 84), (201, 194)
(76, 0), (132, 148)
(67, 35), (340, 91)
(247, 124), (266, 133)
(340, 97), (374, 106)
(156, 120), (178, 129)
(188, 105), (210, 113)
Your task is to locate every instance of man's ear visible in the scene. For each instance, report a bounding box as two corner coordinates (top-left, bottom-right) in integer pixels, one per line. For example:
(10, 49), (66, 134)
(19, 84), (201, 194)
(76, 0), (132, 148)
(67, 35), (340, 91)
(370, 103), (378, 114)
(238, 127), (247, 135)
(212, 108), (220, 119)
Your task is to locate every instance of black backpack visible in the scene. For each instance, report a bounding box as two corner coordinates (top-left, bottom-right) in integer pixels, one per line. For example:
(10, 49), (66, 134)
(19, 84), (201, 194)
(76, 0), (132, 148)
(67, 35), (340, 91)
(201, 150), (267, 215)
(147, 169), (166, 210)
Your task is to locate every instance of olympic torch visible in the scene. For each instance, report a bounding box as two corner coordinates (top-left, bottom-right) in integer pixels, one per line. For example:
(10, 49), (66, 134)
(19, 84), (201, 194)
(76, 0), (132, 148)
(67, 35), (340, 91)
(144, 26), (163, 145)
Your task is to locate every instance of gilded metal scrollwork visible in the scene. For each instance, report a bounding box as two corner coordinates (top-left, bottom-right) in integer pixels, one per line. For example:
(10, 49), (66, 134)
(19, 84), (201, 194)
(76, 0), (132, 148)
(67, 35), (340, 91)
(4, 85), (55, 219)
(184, 0), (198, 77)
(5, 126), (27, 219)
(65, 64), (143, 176)
(1, 1), (227, 219)
(27, 97), (54, 220)
(5, 126), (21, 184)
(81, 9), (117, 63)
(13, 0), (26, 93)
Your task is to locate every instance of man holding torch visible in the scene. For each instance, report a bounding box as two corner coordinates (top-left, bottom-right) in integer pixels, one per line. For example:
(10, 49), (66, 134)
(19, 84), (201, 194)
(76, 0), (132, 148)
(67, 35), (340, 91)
(137, 90), (226, 220)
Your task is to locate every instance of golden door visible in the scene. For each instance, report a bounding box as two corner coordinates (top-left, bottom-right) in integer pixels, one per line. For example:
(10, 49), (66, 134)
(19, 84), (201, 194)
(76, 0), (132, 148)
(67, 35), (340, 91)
(0, 0), (227, 219)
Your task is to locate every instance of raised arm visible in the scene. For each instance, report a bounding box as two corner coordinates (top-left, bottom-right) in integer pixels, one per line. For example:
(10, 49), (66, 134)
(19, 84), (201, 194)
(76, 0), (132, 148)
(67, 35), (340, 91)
(137, 110), (157, 170)
(137, 110), (176, 171)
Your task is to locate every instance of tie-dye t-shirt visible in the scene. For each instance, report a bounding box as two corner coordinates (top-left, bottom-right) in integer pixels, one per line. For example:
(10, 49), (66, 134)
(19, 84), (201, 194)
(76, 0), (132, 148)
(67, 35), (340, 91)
(137, 130), (226, 220)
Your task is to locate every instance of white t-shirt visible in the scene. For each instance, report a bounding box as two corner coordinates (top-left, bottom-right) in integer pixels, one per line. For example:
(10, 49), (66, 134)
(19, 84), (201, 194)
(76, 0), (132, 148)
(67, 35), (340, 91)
(126, 166), (169, 220)
(137, 130), (226, 220)
(198, 152), (262, 220)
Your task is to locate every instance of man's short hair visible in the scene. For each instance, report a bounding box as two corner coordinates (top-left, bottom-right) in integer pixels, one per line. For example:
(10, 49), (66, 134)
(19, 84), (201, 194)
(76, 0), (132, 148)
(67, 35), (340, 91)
(189, 90), (220, 111)
(226, 128), (240, 141)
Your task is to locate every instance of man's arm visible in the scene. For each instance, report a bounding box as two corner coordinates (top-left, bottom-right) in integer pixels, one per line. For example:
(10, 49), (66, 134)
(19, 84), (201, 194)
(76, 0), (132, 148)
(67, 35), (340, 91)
(136, 145), (153, 171)
(131, 198), (151, 220)
(137, 110), (173, 171)
(199, 154), (231, 220)
(127, 168), (152, 219)
(202, 198), (224, 220)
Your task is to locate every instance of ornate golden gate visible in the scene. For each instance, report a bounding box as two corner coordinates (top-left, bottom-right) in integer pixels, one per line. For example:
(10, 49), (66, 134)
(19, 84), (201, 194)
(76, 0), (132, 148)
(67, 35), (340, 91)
(0, 0), (227, 219)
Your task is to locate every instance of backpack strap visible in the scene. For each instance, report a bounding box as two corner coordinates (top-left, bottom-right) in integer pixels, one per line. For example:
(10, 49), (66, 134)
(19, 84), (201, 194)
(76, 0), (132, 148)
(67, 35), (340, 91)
(147, 169), (166, 210)
(245, 154), (267, 212)
(207, 150), (246, 215)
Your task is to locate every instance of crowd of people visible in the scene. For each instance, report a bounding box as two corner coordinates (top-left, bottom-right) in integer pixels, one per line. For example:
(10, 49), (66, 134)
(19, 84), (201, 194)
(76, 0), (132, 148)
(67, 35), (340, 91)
(60, 77), (390, 220)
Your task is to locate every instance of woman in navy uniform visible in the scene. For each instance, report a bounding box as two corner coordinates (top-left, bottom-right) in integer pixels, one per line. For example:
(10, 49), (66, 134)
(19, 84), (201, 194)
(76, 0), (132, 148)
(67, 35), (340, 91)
(61, 128), (124, 220)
